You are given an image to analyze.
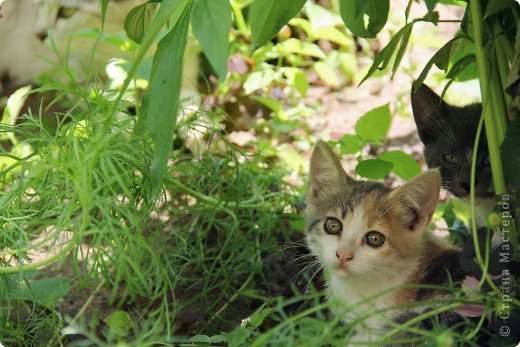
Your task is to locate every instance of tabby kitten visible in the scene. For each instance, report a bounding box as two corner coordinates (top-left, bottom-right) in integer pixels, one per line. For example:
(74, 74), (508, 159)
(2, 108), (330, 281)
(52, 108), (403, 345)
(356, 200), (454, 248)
(306, 141), (464, 344)
(411, 84), (493, 204)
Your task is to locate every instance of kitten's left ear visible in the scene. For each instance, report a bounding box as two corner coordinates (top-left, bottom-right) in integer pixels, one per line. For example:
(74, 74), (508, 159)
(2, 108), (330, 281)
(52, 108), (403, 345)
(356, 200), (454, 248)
(308, 140), (352, 203)
(390, 170), (440, 232)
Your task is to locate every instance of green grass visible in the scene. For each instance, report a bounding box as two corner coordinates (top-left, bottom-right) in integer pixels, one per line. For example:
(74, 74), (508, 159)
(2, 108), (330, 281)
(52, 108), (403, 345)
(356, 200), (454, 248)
(0, 84), (508, 346)
(0, 8), (516, 347)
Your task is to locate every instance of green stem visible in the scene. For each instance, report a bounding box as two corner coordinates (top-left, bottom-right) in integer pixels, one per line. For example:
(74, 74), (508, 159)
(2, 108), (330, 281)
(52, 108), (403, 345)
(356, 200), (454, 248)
(231, 0), (248, 38)
(469, 0), (507, 195)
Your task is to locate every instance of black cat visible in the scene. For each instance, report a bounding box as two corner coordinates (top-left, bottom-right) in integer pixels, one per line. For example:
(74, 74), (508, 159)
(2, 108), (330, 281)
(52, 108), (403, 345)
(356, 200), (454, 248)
(411, 83), (493, 201)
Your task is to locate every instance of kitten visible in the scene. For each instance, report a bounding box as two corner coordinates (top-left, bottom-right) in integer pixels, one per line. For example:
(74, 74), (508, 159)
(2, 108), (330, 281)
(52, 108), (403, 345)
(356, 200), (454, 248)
(411, 84), (495, 213)
(305, 141), (465, 345)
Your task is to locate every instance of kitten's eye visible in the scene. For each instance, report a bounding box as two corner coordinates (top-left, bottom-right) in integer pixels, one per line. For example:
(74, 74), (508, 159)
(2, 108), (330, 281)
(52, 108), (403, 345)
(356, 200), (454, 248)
(483, 154), (490, 166)
(442, 153), (458, 164)
(365, 231), (385, 248)
(324, 217), (342, 235)
(58, 6), (78, 19)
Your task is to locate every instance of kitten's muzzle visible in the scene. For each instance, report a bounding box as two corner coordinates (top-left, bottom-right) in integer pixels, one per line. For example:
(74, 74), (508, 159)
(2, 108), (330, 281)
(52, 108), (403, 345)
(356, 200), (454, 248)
(336, 251), (353, 266)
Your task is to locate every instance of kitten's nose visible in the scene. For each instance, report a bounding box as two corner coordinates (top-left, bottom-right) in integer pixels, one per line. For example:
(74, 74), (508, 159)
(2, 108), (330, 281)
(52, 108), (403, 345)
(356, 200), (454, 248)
(336, 251), (353, 266)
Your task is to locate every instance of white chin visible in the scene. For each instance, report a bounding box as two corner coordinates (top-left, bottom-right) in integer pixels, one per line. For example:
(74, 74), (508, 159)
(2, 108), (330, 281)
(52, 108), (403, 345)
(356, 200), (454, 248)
(334, 267), (350, 277)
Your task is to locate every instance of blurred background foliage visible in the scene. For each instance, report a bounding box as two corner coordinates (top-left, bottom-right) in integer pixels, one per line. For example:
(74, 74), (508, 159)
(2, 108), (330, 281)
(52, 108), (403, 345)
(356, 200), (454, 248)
(0, 0), (518, 346)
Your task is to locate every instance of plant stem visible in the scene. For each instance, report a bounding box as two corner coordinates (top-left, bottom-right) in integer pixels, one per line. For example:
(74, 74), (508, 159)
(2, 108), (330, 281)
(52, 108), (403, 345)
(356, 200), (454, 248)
(231, 0), (248, 37)
(469, 0), (507, 195)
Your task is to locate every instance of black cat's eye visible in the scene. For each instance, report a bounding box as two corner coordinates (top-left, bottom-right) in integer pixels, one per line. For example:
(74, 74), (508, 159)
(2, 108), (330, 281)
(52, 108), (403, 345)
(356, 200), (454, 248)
(324, 217), (342, 235)
(442, 153), (458, 165)
(58, 6), (78, 19)
(365, 231), (385, 248)
(482, 154), (490, 166)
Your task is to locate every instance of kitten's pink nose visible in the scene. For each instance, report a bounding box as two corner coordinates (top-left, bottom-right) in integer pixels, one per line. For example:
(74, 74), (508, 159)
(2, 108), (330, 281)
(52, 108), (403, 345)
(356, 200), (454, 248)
(336, 251), (353, 265)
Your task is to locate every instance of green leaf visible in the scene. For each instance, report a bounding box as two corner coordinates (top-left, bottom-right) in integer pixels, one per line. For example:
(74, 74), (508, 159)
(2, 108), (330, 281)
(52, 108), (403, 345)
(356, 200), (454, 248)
(277, 38), (326, 59)
(141, 0), (192, 196)
(339, 0), (389, 38)
(501, 118), (520, 190)
(249, 303), (273, 328)
(100, 0), (109, 30)
(243, 70), (275, 95)
(189, 335), (212, 343)
(293, 70), (309, 97)
(378, 150), (421, 180)
(355, 103), (391, 142)
(355, 159), (393, 179)
(392, 23), (413, 77)
(413, 36), (462, 91)
(272, 119), (298, 133)
(314, 62), (340, 88)
(424, 0), (439, 12)
(360, 23), (410, 84)
(104, 311), (132, 338)
(446, 54), (476, 80)
(484, 0), (515, 19)
(124, 2), (158, 44)
(249, 0), (307, 52)
(252, 96), (282, 117)
(192, 0), (231, 80)
(447, 38), (477, 81)
(9, 277), (71, 307)
(339, 134), (364, 154)
(222, 327), (251, 347)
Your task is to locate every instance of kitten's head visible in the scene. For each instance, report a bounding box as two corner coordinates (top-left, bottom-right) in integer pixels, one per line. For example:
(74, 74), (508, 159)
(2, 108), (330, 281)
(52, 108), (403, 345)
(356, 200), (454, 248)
(305, 141), (440, 279)
(411, 84), (493, 199)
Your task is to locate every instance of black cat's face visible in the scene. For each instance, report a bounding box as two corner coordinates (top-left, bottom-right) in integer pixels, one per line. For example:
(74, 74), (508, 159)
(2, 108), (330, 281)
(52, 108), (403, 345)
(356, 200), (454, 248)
(411, 84), (493, 199)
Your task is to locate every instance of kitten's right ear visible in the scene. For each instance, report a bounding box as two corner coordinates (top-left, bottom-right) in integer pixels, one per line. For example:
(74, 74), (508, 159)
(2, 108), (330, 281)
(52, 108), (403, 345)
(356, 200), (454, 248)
(411, 83), (444, 143)
(309, 140), (352, 203)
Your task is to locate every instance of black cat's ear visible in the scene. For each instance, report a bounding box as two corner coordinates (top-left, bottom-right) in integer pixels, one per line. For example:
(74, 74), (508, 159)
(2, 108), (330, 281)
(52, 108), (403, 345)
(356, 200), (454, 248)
(411, 83), (445, 144)
(389, 170), (440, 232)
(308, 140), (352, 203)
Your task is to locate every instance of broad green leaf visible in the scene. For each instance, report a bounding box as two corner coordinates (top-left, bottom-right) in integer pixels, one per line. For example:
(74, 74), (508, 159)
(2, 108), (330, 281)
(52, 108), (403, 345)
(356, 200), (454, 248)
(192, 0), (231, 80)
(243, 70), (275, 95)
(293, 70), (309, 96)
(222, 327), (251, 347)
(249, 0), (307, 52)
(355, 103), (391, 142)
(277, 38), (326, 59)
(142, 0), (192, 196)
(272, 119), (299, 133)
(501, 117), (520, 190)
(104, 311), (132, 337)
(252, 96), (284, 118)
(446, 54), (476, 80)
(484, 0), (515, 19)
(314, 62), (340, 88)
(124, 2), (158, 44)
(339, 0), (389, 38)
(378, 150), (421, 180)
(413, 36), (463, 91)
(314, 27), (353, 47)
(339, 134), (364, 154)
(356, 159), (392, 179)
(338, 52), (357, 81)
(9, 277), (71, 307)
(447, 38), (477, 81)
